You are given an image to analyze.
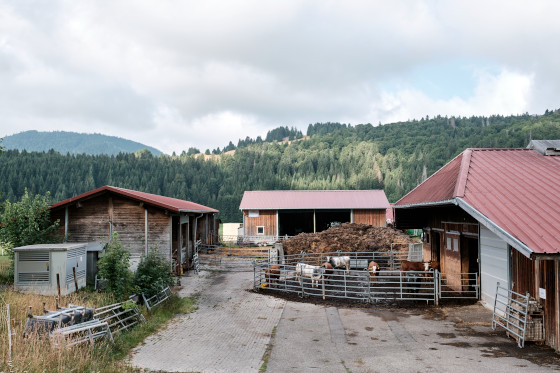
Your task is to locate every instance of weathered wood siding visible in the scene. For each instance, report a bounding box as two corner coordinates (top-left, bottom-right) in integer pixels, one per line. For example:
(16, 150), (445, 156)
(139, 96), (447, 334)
(195, 214), (216, 244)
(352, 209), (386, 227)
(538, 259), (558, 351)
(53, 194), (111, 242)
(243, 210), (277, 236)
(112, 198), (146, 256)
(147, 207), (172, 260)
(52, 194), (171, 260)
(511, 250), (535, 297)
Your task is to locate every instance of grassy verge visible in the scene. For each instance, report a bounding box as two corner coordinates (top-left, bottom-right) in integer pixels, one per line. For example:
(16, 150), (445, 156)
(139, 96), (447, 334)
(0, 288), (197, 372)
(259, 326), (277, 372)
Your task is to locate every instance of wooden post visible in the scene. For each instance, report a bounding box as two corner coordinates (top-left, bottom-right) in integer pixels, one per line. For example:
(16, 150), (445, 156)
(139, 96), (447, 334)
(73, 267), (78, 292)
(56, 273), (61, 299)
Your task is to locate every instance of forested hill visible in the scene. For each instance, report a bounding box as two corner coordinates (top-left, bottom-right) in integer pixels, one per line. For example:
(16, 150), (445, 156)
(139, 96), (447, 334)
(1, 130), (163, 156)
(1, 111), (559, 222)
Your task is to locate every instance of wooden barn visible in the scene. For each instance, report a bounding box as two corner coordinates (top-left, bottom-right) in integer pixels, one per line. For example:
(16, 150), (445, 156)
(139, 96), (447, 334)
(50, 186), (218, 276)
(239, 190), (390, 237)
(394, 142), (560, 351)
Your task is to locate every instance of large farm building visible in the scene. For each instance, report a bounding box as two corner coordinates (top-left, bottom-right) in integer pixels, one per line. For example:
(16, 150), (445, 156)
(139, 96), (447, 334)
(239, 189), (390, 237)
(394, 140), (560, 351)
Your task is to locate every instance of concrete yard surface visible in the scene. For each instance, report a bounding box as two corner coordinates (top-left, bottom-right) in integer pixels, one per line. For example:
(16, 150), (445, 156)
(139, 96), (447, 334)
(131, 270), (560, 373)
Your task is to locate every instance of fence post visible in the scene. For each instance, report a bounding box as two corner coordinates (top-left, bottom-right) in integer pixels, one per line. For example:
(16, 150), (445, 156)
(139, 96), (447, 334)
(399, 271), (403, 299)
(367, 270), (371, 304)
(7, 304), (12, 364)
(344, 270), (347, 298)
(434, 270), (439, 306)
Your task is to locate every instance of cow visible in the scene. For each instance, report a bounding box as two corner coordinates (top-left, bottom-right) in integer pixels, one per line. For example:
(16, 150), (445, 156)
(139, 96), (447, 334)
(295, 263), (325, 288)
(400, 260), (440, 272)
(368, 261), (380, 282)
(264, 265), (281, 288)
(321, 262), (334, 283)
(326, 255), (351, 274)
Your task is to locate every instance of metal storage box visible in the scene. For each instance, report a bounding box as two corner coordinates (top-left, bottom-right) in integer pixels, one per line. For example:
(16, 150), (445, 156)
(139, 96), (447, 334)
(13, 243), (87, 295)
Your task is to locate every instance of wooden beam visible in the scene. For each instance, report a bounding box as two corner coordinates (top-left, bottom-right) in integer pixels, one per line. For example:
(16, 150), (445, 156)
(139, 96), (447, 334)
(144, 209), (148, 255)
(64, 207), (69, 241)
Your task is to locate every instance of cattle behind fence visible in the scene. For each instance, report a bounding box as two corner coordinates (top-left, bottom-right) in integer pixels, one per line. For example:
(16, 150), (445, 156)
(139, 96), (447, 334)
(254, 260), (480, 305)
(254, 261), (441, 304)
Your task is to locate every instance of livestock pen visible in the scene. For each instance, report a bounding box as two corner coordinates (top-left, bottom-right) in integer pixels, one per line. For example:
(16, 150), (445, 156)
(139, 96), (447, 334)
(253, 251), (479, 305)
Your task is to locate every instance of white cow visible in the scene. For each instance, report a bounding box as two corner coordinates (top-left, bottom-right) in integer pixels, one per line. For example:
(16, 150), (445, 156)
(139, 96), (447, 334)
(295, 263), (325, 288)
(326, 256), (351, 274)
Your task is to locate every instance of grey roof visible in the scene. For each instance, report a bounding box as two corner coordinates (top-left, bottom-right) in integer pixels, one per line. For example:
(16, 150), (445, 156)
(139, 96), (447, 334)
(527, 140), (560, 155)
(12, 243), (87, 252)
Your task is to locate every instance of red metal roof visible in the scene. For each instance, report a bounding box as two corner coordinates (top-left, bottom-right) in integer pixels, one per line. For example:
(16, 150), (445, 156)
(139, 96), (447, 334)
(50, 185), (218, 213)
(239, 190), (390, 210)
(395, 149), (560, 255)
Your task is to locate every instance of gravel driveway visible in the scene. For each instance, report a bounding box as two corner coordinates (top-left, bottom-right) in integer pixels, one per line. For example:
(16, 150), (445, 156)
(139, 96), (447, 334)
(131, 270), (560, 373)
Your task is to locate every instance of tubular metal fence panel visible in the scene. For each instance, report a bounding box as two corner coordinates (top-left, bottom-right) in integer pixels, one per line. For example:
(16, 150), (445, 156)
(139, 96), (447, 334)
(220, 235), (293, 247)
(281, 251), (409, 270)
(198, 245), (274, 271)
(492, 282), (530, 348)
(438, 272), (480, 299)
(254, 262), (439, 304)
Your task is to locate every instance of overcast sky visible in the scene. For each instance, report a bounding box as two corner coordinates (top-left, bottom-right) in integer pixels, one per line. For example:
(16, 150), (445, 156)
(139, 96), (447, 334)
(1, 1), (559, 154)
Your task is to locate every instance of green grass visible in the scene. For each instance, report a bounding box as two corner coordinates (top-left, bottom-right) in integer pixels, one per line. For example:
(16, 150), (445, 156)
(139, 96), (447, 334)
(259, 326), (277, 372)
(0, 256), (12, 284)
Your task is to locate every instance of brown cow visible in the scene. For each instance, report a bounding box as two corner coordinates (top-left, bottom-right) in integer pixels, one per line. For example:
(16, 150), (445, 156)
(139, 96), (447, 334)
(368, 261), (380, 282)
(400, 260), (440, 273)
(264, 265), (281, 288)
(321, 262), (334, 283)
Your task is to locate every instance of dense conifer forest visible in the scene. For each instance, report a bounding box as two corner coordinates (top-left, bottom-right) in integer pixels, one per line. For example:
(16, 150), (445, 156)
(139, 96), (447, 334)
(1, 111), (559, 222)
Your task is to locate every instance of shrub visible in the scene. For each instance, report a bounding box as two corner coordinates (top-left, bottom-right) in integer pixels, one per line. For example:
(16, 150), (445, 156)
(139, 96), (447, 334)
(97, 232), (133, 300)
(134, 248), (174, 298)
(0, 190), (60, 283)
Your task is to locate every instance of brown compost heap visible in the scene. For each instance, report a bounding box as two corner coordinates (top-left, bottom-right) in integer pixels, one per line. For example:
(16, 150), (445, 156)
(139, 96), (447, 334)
(282, 223), (417, 255)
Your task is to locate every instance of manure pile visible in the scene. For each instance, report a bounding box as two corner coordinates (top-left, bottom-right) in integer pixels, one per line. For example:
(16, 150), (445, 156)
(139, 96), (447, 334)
(283, 223), (417, 255)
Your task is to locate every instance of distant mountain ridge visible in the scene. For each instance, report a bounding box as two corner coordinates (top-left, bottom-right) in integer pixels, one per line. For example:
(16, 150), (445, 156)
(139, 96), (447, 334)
(1, 130), (163, 156)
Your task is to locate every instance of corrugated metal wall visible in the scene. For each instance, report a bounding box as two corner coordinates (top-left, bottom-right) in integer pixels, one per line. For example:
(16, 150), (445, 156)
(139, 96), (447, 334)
(480, 226), (509, 307)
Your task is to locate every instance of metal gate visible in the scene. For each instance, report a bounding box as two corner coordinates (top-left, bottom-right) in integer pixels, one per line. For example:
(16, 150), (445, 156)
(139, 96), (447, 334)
(437, 272), (479, 299)
(254, 261), (439, 304)
(491, 282), (530, 348)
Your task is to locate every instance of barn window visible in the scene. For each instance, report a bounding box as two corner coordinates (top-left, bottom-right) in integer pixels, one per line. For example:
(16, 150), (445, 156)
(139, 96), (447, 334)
(248, 210), (259, 218)
(257, 226), (264, 235)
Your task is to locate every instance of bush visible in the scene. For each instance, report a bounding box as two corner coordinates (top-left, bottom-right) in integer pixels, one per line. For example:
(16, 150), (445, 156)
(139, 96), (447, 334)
(134, 248), (174, 298)
(97, 232), (133, 300)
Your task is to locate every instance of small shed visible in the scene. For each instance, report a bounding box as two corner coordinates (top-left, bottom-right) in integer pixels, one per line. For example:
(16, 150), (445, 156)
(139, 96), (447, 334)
(239, 190), (390, 237)
(13, 243), (87, 295)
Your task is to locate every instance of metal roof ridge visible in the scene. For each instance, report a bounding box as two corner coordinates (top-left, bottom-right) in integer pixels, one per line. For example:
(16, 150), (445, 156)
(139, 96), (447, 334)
(395, 150), (465, 205)
(453, 149), (472, 198)
(393, 199), (456, 209)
